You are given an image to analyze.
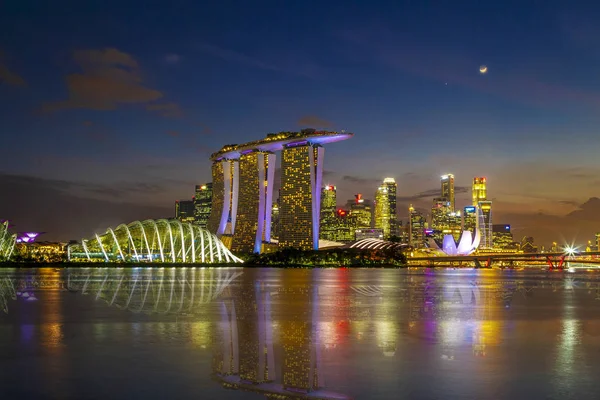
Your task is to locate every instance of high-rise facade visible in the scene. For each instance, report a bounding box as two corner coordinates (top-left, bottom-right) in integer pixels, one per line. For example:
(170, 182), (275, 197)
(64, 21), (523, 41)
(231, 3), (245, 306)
(319, 185), (337, 242)
(175, 200), (195, 223)
(194, 183), (212, 228)
(374, 184), (391, 238)
(492, 224), (515, 250)
(463, 206), (477, 232)
(383, 178), (398, 236)
(441, 174), (455, 211)
(349, 194), (372, 229)
(409, 205), (425, 248)
(472, 177), (487, 205)
(232, 151), (276, 253)
(279, 144), (324, 250)
(477, 200), (493, 249)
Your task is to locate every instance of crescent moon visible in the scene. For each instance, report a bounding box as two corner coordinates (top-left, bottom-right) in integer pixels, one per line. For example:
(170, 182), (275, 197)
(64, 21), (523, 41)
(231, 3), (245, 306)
(479, 65), (488, 74)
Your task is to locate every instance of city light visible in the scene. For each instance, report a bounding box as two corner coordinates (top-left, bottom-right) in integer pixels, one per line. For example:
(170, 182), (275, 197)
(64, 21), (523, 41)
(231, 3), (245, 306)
(563, 245), (579, 256)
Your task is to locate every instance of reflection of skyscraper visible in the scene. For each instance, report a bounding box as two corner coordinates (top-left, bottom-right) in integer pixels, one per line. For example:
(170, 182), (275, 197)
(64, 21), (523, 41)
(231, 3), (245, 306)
(214, 301), (240, 375)
(280, 144), (324, 250)
(441, 174), (455, 211)
(320, 185), (337, 241)
(232, 151), (276, 253)
(374, 184), (391, 238)
(472, 177), (487, 205)
(194, 183), (212, 228)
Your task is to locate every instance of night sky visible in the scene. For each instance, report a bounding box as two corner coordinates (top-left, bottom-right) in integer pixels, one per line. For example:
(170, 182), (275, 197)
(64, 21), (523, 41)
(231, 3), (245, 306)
(2, 1), (600, 247)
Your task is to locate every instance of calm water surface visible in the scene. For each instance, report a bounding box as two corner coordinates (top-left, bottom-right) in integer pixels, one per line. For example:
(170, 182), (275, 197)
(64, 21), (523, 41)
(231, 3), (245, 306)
(1, 267), (600, 399)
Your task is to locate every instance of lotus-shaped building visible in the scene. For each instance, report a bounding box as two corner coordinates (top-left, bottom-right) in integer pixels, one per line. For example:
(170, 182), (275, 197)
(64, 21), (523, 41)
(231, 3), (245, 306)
(0, 220), (16, 261)
(68, 219), (242, 263)
(439, 230), (481, 256)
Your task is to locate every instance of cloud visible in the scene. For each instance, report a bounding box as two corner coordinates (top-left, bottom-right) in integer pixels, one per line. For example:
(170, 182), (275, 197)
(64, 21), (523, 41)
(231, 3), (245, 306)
(146, 102), (183, 118)
(0, 50), (26, 86)
(166, 130), (180, 137)
(398, 186), (469, 202)
(43, 48), (163, 112)
(164, 54), (181, 64)
(298, 115), (333, 128)
(342, 175), (381, 185)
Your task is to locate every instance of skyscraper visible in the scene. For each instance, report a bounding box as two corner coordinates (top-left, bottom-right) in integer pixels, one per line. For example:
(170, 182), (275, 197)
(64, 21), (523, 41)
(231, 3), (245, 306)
(472, 177), (487, 205)
(349, 194), (372, 229)
(279, 144), (324, 250)
(320, 185), (337, 241)
(194, 183), (213, 228)
(175, 200), (195, 223)
(463, 206), (477, 232)
(207, 159), (239, 235)
(383, 178), (398, 237)
(477, 200), (493, 249)
(374, 184), (391, 238)
(409, 205), (425, 248)
(441, 174), (455, 211)
(232, 151), (276, 253)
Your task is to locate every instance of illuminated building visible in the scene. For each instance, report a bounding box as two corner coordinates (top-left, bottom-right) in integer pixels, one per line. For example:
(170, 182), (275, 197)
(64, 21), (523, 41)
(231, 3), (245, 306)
(596, 233), (600, 251)
(68, 219), (242, 263)
(520, 236), (537, 253)
(0, 220), (16, 260)
(441, 174), (455, 211)
(437, 230), (480, 255)
(355, 228), (384, 241)
(194, 183), (212, 228)
(208, 159), (239, 236)
(175, 200), (195, 223)
(492, 224), (516, 250)
(477, 200), (493, 249)
(383, 178), (398, 236)
(472, 177), (487, 205)
(430, 197), (451, 243)
(209, 130), (353, 252)
(232, 151), (275, 253)
(463, 206), (477, 232)
(348, 194), (372, 229)
(320, 185), (337, 241)
(16, 241), (67, 262)
(409, 205), (425, 248)
(271, 202), (280, 240)
(374, 184), (391, 237)
(334, 209), (355, 242)
(550, 241), (559, 252)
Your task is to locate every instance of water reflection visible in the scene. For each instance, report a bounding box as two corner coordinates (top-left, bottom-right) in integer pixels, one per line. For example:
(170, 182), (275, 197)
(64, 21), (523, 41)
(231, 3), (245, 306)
(2, 268), (600, 399)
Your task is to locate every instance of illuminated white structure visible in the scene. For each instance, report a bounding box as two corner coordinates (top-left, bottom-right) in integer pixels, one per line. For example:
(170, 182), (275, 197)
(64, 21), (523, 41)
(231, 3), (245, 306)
(440, 230), (481, 256)
(0, 220), (16, 261)
(68, 219), (243, 263)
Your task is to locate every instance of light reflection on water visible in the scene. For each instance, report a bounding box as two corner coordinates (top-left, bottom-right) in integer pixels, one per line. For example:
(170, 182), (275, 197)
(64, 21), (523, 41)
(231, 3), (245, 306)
(1, 267), (600, 399)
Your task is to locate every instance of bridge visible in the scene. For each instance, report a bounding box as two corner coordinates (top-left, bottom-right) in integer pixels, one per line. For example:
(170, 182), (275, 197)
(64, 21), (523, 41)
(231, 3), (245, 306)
(407, 251), (600, 270)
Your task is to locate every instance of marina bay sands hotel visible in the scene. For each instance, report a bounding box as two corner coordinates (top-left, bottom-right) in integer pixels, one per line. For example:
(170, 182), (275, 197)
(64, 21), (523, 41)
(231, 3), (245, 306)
(207, 129), (353, 253)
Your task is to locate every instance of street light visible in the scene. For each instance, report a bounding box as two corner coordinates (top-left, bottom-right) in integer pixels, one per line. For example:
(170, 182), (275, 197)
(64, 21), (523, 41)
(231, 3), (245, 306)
(563, 246), (578, 256)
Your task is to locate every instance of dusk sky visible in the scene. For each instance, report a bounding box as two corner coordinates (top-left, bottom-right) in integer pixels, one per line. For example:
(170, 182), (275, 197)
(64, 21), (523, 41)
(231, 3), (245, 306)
(2, 1), (600, 246)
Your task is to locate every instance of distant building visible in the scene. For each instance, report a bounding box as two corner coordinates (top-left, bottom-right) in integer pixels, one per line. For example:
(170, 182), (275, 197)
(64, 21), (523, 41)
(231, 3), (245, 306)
(441, 174), (455, 211)
(348, 194), (372, 229)
(355, 228), (384, 241)
(194, 183), (213, 228)
(472, 177), (487, 205)
(520, 236), (537, 253)
(477, 200), (493, 249)
(374, 184), (391, 238)
(492, 224), (515, 250)
(383, 178), (399, 237)
(271, 202), (280, 240)
(596, 233), (600, 251)
(320, 185), (337, 241)
(175, 200), (195, 223)
(430, 198), (460, 242)
(334, 209), (355, 242)
(463, 206), (477, 232)
(408, 205), (426, 248)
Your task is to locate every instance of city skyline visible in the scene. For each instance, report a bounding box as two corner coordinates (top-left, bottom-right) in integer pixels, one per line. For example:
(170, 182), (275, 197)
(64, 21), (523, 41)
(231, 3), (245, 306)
(2, 1), (600, 246)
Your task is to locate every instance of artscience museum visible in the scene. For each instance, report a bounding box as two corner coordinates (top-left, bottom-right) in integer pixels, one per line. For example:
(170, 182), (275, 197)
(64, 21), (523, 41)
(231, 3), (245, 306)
(434, 230), (481, 256)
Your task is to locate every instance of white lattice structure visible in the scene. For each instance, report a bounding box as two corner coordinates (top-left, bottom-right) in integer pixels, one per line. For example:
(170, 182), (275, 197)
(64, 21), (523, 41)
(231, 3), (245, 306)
(66, 267), (243, 314)
(0, 220), (16, 261)
(68, 219), (242, 263)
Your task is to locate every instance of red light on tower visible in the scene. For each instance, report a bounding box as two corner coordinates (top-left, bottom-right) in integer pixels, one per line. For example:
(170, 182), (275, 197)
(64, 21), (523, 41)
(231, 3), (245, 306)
(337, 209), (347, 217)
(482, 177), (487, 182)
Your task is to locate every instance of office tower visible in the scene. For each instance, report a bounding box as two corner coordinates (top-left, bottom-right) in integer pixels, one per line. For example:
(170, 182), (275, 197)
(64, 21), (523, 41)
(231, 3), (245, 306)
(231, 151), (276, 253)
(374, 184), (391, 237)
(430, 197), (451, 243)
(463, 206), (477, 232)
(441, 174), (455, 211)
(596, 233), (600, 251)
(472, 177), (487, 205)
(334, 209), (355, 242)
(477, 200), (493, 249)
(355, 228), (384, 241)
(175, 200), (195, 223)
(383, 177), (398, 236)
(208, 159), (239, 235)
(409, 205), (425, 248)
(348, 194), (372, 229)
(279, 144), (324, 250)
(520, 236), (537, 253)
(320, 185), (337, 241)
(492, 224), (514, 250)
(194, 183), (213, 228)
